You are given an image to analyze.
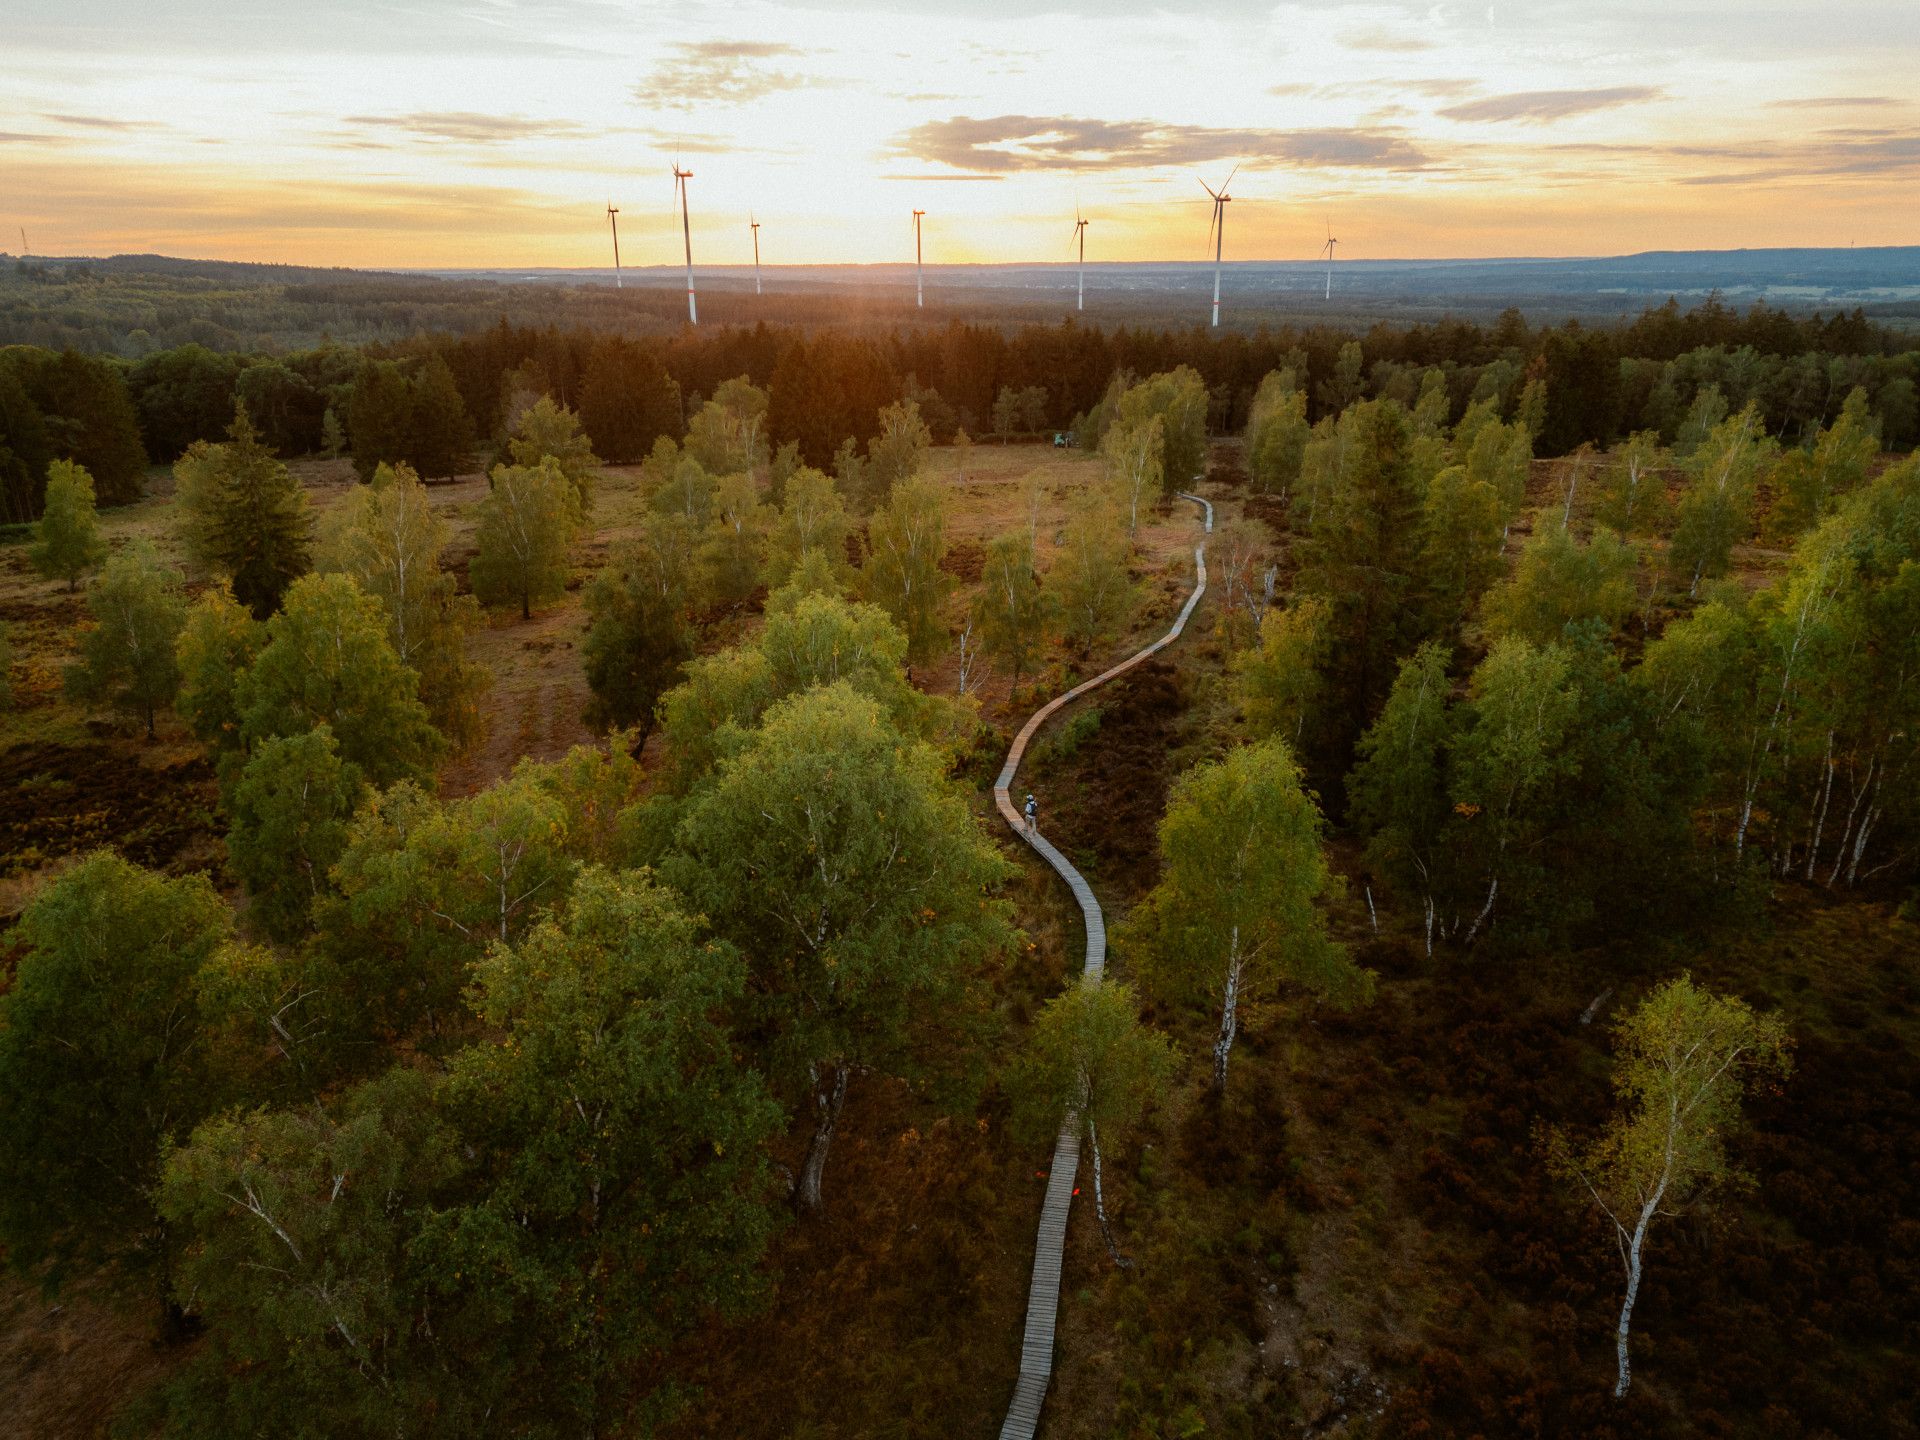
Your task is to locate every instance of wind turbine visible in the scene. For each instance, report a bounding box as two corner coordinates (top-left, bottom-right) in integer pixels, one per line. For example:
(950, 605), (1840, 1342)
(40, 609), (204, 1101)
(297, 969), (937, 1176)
(912, 208), (926, 308)
(1201, 167), (1237, 328)
(606, 201), (622, 289)
(1322, 220), (1338, 301)
(750, 213), (762, 296)
(672, 164), (697, 325)
(1071, 209), (1089, 312)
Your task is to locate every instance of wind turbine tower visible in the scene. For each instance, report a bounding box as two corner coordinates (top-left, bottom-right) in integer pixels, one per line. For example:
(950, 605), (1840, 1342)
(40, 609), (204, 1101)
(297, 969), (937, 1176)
(912, 209), (926, 308)
(673, 165), (697, 324)
(750, 214), (762, 295)
(1322, 221), (1338, 301)
(1072, 210), (1089, 312)
(1201, 168), (1237, 328)
(606, 202), (622, 289)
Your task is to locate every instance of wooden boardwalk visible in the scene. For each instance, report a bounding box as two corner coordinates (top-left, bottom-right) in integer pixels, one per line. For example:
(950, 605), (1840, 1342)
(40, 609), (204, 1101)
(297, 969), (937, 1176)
(993, 493), (1214, 1440)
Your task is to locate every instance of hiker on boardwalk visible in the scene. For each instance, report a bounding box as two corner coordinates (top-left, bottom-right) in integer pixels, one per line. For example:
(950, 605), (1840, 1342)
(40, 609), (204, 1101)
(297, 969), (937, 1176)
(1024, 793), (1039, 837)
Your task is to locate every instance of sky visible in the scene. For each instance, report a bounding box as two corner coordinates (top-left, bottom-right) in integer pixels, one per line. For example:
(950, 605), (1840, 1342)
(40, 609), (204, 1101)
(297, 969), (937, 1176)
(3, 0), (1917, 268)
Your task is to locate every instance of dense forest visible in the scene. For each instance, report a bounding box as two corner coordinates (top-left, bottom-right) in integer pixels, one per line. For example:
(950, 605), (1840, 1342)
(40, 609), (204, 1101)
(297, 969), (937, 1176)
(1, 287), (1917, 1438)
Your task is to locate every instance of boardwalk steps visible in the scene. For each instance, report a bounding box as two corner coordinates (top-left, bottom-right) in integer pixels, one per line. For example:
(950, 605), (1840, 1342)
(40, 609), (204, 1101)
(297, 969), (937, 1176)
(992, 493), (1214, 1440)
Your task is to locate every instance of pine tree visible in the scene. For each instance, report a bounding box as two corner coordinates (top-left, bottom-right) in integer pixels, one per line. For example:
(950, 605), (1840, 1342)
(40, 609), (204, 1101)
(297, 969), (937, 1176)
(173, 404), (313, 618)
(407, 354), (474, 480)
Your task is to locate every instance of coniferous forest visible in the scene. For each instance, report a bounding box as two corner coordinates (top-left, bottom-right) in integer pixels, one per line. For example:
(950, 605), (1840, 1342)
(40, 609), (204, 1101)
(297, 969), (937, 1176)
(3, 268), (1919, 1439)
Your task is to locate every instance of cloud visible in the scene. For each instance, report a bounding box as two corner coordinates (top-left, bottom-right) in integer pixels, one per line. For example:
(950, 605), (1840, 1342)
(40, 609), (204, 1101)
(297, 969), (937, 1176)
(0, 131), (73, 145)
(340, 112), (593, 144)
(41, 113), (161, 131)
(1440, 87), (1664, 124)
(1675, 131), (1920, 184)
(893, 115), (1433, 173)
(1339, 27), (1436, 52)
(1766, 96), (1900, 110)
(634, 39), (819, 109)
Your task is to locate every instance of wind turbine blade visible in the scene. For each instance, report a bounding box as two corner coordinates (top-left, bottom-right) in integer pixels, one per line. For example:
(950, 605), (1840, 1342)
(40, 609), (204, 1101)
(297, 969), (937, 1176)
(1199, 179), (1218, 199)
(1222, 164), (1239, 193)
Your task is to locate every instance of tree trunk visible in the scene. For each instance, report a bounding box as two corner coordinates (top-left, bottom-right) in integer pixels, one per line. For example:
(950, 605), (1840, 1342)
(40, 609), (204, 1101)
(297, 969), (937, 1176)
(1086, 1120), (1132, 1268)
(1212, 928), (1243, 1091)
(521, 589), (531, 622)
(1614, 1190), (1662, 1399)
(796, 1063), (849, 1213)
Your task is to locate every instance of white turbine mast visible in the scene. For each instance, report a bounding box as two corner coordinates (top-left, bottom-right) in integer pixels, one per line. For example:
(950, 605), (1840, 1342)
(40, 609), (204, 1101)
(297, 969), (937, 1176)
(912, 208), (926, 308)
(606, 200), (622, 289)
(750, 212), (762, 296)
(1201, 166), (1237, 328)
(673, 164), (697, 325)
(1072, 208), (1089, 313)
(1323, 219), (1338, 301)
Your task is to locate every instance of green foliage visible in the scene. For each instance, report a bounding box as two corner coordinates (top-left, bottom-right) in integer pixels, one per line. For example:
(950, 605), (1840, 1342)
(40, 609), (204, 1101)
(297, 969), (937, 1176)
(664, 684), (1013, 1205)
(705, 470), (772, 607)
(1765, 386), (1879, 540)
(173, 404), (314, 617)
(156, 1066), (462, 1438)
(344, 359), (413, 481)
(430, 867), (783, 1433)
(9, 348), (151, 506)
(127, 343), (242, 462)
(992, 384), (1048, 442)
(1006, 981), (1176, 1149)
(647, 441), (719, 527)
(1594, 430), (1671, 537)
(29, 458), (106, 589)
(1244, 371), (1308, 498)
(1047, 491), (1134, 649)
(861, 474), (951, 663)
(235, 572), (444, 787)
(1346, 641), (1454, 908)
(1127, 738), (1368, 1088)
(1102, 414), (1164, 533)
(578, 337), (680, 464)
(582, 527), (696, 739)
(0, 359), (55, 524)
(971, 530), (1053, 682)
(1481, 514), (1638, 645)
(0, 853), (230, 1285)
(685, 375), (770, 478)
(235, 360), (323, 456)
(318, 406), (346, 459)
(407, 354), (474, 480)
(1417, 463), (1505, 635)
(1674, 383), (1729, 457)
(470, 457), (582, 620)
(317, 460), (484, 747)
(1669, 404), (1778, 596)
(321, 773), (575, 1047)
(858, 398), (933, 513)
(173, 581), (266, 754)
(767, 546), (846, 615)
(226, 725), (367, 941)
(1231, 593), (1330, 750)
(65, 540), (187, 736)
(506, 393), (599, 508)
(1117, 367), (1208, 494)
(764, 465), (851, 589)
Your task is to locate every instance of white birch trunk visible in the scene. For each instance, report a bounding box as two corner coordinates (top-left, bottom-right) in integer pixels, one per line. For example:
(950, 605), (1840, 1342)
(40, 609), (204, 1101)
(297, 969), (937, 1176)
(1212, 926), (1243, 1091)
(797, 1063), (849, 1213)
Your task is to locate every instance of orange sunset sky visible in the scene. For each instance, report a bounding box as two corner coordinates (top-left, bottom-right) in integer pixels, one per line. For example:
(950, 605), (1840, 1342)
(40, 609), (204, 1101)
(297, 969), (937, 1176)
(4, 0), (1916, 270)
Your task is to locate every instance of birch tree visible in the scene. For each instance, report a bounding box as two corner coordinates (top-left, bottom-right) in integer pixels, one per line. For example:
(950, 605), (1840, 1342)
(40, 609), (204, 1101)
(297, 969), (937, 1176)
(1231, 594), (1330, 750)
(65, 541), (187, 737)
(226, 725), (367, 942)
(763, 465), (851, 588)
(665, 683), (1013, 1211)
(507, 393), (601, 508)
(1006, 981), (1176, 1267)
(174, 581), (266, 756)
(1550, 975), (1790, 1398)
(1047, 491), (1135, 650)
(1102, 414), (1164, 534)
(470, 457), (582, 620)
(0, 853), (230, 1299)
(1669, 404), (1776, 597)
(317, 460), (484, 746)
(1245, 372), (1309, 498)
(862, 474), (951, 663)
(971, 530), (1053, 684)
(1127, 738), (1369, 1091)
(29, 458), (106, 590)
(1481, 511), (1638, 646)
(1347, 642), (1455, 954)
(1595, 431), (1672, 538)
(583, 526), (697, 740)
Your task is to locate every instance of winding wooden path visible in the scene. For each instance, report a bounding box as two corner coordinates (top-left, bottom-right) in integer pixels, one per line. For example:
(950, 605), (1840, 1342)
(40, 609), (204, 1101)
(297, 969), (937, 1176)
(993, 492), (1214, 1440)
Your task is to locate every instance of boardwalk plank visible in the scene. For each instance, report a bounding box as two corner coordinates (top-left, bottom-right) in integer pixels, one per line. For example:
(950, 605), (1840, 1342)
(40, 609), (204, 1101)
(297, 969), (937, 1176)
(993, 494), (1212, 1440)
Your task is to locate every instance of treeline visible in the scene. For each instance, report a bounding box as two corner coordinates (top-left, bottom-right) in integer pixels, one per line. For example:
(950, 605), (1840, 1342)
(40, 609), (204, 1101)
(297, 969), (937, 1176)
(4, 292), (1917, 521)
